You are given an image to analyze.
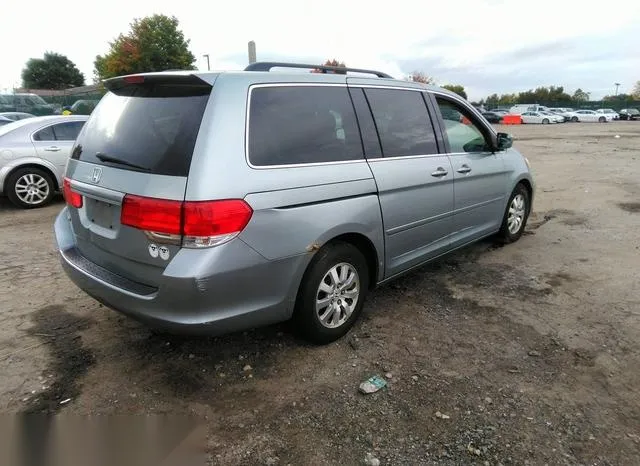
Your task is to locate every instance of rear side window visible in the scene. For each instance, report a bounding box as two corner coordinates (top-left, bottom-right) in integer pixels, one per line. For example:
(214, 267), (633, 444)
(364, 89), (438, 157)
(71, 84), (210, 176)
(53, 121), (85, 141)
(248, 86), (363, 166)
(33, 126), (55, 141)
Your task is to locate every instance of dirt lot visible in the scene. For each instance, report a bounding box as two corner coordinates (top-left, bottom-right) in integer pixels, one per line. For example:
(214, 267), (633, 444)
(1, 122), (639, 464)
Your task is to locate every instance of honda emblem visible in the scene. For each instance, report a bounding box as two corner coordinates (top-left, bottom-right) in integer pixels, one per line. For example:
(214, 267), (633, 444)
(91, 167), (102, 184)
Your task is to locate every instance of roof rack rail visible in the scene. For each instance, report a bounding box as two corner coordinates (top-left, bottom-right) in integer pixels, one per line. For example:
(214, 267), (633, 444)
(244, 62), (393, 79)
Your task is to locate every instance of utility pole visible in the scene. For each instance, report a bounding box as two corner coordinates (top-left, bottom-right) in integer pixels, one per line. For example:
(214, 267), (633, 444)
(203, 54), (210, 71)
(248, 41), (256, 64)
(614, 82), (621, 96)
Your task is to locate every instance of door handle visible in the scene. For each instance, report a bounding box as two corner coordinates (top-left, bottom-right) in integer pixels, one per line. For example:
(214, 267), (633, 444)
(431, 167), (448, 177)
(457, 165), (472, 174)
(44, 146), (61, 152)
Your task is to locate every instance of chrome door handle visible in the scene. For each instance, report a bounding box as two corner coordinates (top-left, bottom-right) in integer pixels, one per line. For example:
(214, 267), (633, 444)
(44, 146), (61, 152)
(457, 165), (472, 174)
(431, 167), (448, 177)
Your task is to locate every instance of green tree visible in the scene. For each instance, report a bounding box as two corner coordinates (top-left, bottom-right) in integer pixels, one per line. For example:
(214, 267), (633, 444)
(572, 88), (590, 102)
(319, 59), (346, 74)
(442, 84), (467, 99)
(21, 52), (85, 89)
(603, 93), (632, 102)
(632, 81), (640, 99)
(408, 71), (435, 84)
(94, 14), (195, 81)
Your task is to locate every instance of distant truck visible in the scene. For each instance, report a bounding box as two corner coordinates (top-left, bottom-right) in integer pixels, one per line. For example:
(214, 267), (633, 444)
(509, 104), (549, 115)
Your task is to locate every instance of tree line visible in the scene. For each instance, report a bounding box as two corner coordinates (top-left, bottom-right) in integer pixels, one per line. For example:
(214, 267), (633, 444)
(17, 14), (640, 107)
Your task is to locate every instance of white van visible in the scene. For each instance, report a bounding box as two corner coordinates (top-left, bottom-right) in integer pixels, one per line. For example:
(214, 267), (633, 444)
(509, 104), (548, 115)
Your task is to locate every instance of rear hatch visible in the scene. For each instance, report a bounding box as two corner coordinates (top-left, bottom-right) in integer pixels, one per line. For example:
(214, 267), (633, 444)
(64, 73), (213, 287)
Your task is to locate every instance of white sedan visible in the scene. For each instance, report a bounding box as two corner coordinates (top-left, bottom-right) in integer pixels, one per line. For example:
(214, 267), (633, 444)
(596, 108), (619, 120)
(568, 110), (612, 123)
(520, 111), (558, 124)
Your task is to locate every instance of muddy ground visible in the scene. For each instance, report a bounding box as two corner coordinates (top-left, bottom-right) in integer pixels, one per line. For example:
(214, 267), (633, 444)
(1, 122), (639, 465)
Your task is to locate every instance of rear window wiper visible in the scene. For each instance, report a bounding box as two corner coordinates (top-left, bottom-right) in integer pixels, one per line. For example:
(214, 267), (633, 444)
(95, 152), (150, 172)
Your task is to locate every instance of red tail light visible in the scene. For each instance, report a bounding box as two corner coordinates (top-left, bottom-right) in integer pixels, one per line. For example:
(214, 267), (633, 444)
(120, 195), (253, 248)
(63, 178), (83, 208)
(183, 200), (253, 237)
(121, 195), (182, 235)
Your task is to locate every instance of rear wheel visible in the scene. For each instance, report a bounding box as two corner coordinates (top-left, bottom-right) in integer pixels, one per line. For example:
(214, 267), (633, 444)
(598, 116), (606, 123)
(542, 118), (549, 124)
(6, 167), (55, 209)
(293, 241), (369, 344)
(497, 183), (530, 244)
(571, 116), (579, 122)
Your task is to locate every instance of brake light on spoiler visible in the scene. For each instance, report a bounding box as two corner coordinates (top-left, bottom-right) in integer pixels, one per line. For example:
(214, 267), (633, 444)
(121, 195), (253, 248)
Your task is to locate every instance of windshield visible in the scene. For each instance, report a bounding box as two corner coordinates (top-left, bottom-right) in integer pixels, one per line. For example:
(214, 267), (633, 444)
(0, 95), (10, 104)
(72, 86), (211, 176)
(24, 95), (48, 105)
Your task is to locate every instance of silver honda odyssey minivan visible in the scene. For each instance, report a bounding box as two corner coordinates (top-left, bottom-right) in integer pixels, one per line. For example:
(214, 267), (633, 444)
(55, 62), (534, 343)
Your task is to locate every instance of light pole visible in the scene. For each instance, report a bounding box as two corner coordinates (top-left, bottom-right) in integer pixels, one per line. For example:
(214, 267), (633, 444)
(248, 41), (256, 64)
(203, 54), (210, 71)
(614, 82), (621, 96)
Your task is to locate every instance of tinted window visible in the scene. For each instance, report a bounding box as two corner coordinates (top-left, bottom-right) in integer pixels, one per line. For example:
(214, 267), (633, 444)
(249, 86), (363, 166)
(72, 85), (210, 176)
(33, 126), (55, 141)
(53, 121), (85, 141)
(364, 89), (438, 157)
(348, 88), (382, 158)
(436, 97), (489, 153)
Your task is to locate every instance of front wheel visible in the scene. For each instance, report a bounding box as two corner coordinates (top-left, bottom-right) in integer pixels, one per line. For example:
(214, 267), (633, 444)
(598, 116), (606, 123)
(6, 167), (55, 209)
(293, 242), (369, 344)
(497, 184), (530, 244)
(571, 116), (579, 122)
(542, 118), (549, 125)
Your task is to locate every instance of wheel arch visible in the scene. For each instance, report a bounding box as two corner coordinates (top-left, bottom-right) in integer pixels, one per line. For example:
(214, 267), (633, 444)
(1, 160), (60, 194)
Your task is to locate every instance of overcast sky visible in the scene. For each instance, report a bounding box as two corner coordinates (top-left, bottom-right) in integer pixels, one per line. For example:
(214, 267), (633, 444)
(2, 0), (639, 100)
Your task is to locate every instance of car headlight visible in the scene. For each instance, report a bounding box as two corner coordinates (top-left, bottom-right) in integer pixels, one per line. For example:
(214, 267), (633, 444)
(524, 157), (531, 169)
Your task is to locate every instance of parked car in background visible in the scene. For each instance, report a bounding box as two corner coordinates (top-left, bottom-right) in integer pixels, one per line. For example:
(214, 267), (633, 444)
(539, 111), (565, 123)
(0, 94), (60, 115)
(0, 116), (14, 127)
(619, 108), (640, 120)
(482, 111), (503, 123)
(596, 109), (619, 120)
(0, 115), (88, 208)
(54, 63), (534, 343)
(63, 99), (100, 115)
(0, 112), (36, 121)
(548, 108), (574, 120)
(0, 95), (13, 112)
(570, 110), (612, 123)
(489, 110), (509, 117)
(521, 111), (557, 124)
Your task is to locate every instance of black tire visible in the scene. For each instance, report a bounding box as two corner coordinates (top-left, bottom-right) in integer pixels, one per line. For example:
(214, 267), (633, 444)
(542, 118), (549, 125)
(6, 167), (55, 209)
(571, 116), (579, 122)
(293, 241), (370, 344)
(598, 116), (606, 123)
(497, 183), (530, 244)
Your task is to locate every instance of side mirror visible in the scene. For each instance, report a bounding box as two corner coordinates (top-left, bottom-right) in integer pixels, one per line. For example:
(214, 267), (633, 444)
(496, 132), (513, 151)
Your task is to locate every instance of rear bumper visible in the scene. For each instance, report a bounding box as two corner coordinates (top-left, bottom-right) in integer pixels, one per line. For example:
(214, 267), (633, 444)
(55, 208), (306, 335)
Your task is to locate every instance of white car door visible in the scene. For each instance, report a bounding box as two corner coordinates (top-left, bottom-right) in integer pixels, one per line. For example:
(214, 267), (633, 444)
(578, 111), (596, 122)
(521, 112), (538, 124)
(32, 121), (85, 171)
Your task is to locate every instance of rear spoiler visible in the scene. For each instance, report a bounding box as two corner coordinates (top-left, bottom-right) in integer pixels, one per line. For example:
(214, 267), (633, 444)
(104, 73), (211, 96)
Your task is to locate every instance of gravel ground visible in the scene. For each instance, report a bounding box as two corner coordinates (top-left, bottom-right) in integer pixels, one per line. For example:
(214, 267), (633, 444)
(1, 121), (639, 465)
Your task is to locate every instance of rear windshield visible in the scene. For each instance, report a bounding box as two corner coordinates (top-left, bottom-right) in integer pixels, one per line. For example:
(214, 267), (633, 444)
(71, 84), (210, 176)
